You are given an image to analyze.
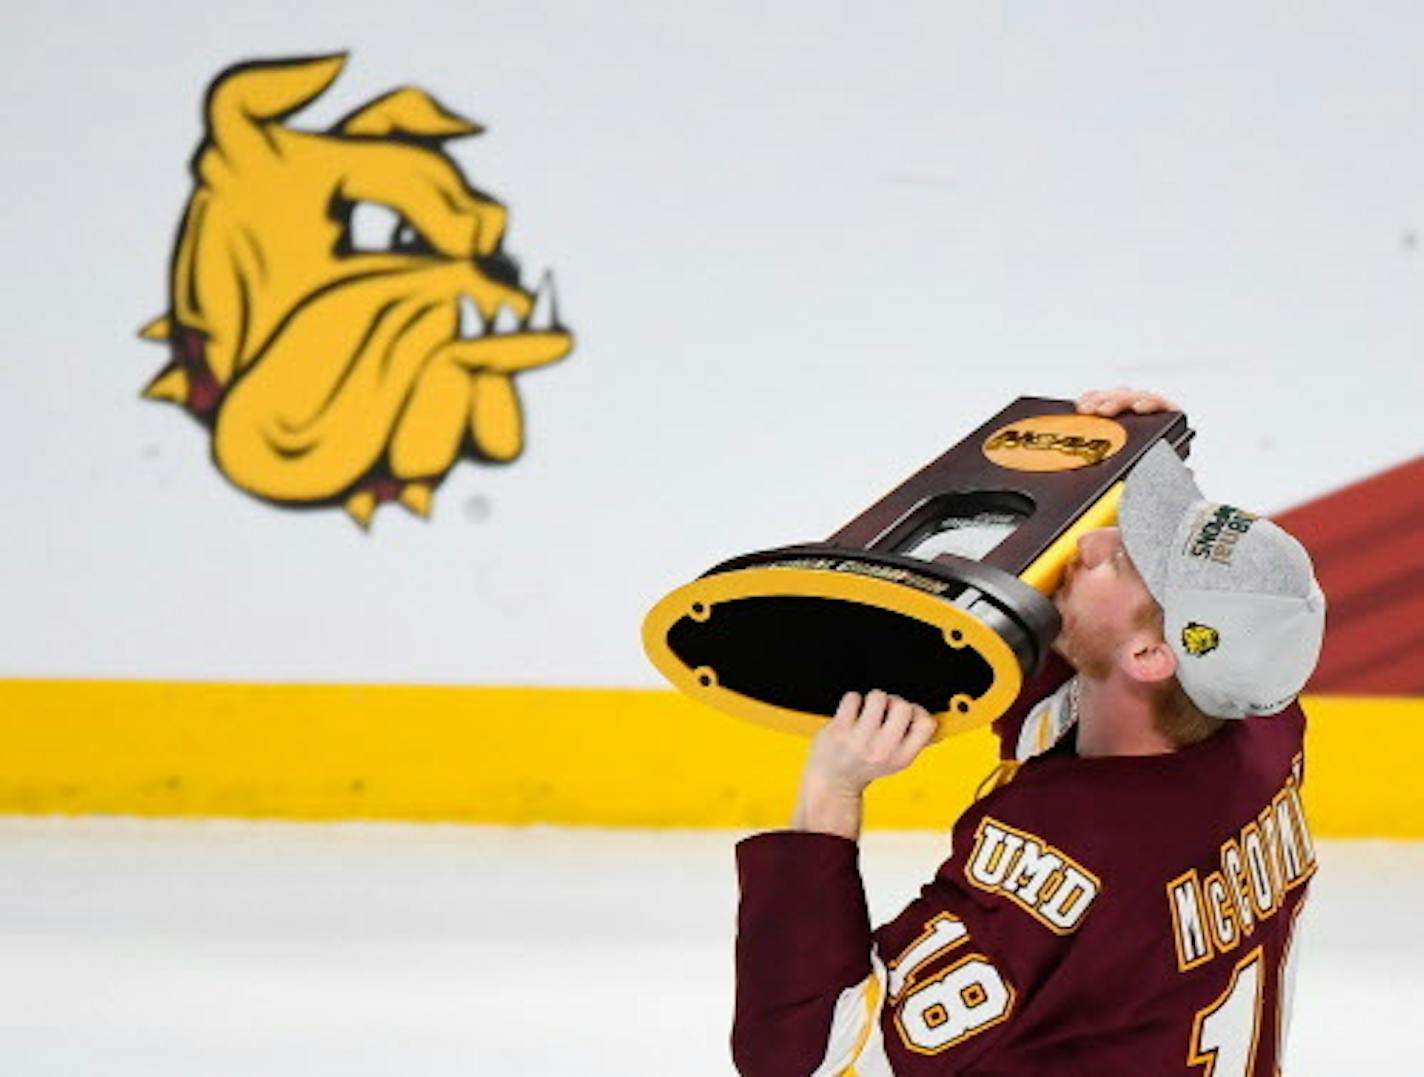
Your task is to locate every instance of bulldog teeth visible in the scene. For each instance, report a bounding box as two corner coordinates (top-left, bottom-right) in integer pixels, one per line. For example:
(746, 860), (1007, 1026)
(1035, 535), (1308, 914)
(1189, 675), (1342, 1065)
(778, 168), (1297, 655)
(526, 272), (556, 332)
(492, 303), (520, 336)
(457, 294), (486, 339)
(460, 290), (559, 339)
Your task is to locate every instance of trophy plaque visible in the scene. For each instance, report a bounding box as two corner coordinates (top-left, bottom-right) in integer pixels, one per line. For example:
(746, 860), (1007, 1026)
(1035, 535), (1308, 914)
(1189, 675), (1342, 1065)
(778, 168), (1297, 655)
(643, 397), (1193, 740)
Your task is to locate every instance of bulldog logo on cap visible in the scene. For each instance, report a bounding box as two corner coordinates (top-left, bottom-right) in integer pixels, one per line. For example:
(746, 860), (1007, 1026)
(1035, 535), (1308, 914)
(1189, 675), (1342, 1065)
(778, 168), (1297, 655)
(139, 54), (574, 527)
(1181, 622), (1221, 657)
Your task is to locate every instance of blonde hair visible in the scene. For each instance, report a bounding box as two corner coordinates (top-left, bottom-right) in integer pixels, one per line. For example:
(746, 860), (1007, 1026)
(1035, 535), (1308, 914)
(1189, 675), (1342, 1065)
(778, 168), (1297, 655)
(1152, 676), (1225, 747)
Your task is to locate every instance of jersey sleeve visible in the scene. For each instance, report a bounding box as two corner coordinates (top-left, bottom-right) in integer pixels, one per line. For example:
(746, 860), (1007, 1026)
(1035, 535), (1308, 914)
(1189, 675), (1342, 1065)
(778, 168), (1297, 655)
(732, 831), (875, 1076)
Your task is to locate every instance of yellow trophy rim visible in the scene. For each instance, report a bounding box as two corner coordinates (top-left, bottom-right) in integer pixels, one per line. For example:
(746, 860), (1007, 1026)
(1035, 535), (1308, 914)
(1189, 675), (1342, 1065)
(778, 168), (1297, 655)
(642, 565), (1025, 742)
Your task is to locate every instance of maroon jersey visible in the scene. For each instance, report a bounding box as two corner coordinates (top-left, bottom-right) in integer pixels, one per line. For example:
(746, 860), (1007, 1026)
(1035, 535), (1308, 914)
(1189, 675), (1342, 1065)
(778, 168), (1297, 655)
(734, 658), (1315, 1075)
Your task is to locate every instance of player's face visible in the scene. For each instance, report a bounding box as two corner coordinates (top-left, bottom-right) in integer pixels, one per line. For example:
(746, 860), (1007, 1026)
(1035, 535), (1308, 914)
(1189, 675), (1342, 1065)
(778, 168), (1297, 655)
(1051, 527), (1159, 677)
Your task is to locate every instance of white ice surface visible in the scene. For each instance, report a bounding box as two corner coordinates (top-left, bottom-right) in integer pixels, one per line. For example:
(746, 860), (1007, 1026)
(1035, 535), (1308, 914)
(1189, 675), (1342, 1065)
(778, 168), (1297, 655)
(0, 819), (1416, 1075)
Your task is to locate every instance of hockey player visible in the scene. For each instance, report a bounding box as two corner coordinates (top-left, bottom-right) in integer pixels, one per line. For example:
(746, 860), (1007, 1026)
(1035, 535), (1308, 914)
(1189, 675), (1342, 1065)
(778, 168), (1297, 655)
(733, 389), (1327, 1075)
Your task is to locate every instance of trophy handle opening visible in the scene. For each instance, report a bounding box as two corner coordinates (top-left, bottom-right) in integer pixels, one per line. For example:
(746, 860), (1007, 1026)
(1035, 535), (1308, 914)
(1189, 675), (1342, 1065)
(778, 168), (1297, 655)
(872, 490), (1037, 563)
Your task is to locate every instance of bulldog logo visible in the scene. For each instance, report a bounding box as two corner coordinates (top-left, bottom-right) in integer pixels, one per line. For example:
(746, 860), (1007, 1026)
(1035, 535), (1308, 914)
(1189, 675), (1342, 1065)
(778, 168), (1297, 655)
(140, 55), (573, 526)
(1181, 622), (1221, 657)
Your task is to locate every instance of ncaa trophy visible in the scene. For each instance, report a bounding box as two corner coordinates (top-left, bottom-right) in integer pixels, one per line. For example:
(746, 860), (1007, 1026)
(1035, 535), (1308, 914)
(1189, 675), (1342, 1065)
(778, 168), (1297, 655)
(642, 397), (1193, 741)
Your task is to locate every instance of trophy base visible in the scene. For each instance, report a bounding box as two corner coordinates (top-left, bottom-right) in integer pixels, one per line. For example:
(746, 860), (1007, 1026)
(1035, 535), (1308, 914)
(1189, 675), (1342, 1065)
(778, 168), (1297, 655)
(641, 545), (1060, 741)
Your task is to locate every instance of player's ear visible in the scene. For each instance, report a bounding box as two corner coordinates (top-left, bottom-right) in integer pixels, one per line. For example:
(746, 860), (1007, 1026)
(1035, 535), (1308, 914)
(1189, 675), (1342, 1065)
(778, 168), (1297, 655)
(1123, 633), (1177, 686)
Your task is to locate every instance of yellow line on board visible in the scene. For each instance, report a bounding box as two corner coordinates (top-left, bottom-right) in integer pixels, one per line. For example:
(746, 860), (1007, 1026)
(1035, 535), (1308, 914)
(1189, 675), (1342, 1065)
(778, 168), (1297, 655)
(0, 680), (1414, 836)
(1293, 694), (1423, 840)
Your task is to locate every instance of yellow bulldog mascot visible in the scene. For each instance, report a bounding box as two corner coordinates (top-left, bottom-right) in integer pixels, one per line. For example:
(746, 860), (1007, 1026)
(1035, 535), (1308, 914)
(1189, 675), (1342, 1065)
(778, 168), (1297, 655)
(141, 54), (573, 526)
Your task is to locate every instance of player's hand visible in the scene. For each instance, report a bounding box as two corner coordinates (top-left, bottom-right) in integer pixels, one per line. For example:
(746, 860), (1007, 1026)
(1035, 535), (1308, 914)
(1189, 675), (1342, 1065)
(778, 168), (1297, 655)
(804, 690), (939, 798)
(1075, 387), (1180, 416)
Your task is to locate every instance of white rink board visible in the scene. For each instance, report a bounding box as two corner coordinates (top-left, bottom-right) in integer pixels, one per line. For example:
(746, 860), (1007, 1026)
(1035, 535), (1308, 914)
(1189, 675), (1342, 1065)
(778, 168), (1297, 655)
(0, 819), (1415, 1074)
(2, 3), (1423, 687)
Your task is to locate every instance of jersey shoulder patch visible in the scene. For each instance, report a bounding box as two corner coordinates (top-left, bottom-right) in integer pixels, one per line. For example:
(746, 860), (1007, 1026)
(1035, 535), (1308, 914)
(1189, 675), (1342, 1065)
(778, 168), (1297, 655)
(962, 814), (1102, 934)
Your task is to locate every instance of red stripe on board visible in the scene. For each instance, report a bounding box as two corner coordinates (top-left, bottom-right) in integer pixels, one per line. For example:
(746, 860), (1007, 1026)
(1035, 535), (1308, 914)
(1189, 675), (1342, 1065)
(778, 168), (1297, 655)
(1309, 527), (1424, 607)
(1309, 589), (1424, 695)
(1311, 624), (1424, 695)
(1270, 454), (1424, 696)
(1274, 456), (1424, 554)
(1319, 564), (1424, 628)
(1301, 505), (1423, 571)
(1327, 652), (1424, 696)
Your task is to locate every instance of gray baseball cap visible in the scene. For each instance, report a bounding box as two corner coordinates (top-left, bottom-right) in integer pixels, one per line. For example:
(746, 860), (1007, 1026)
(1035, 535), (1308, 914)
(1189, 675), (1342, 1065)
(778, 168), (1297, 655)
(1118, 442), (1327, 719)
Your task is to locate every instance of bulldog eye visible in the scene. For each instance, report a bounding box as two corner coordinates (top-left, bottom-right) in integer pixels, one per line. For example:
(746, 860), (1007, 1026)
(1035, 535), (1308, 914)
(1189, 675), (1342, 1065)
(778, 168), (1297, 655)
(390, 219), (436, 256)
(393, 222), (422, 251)
(337, 199), (436, 257)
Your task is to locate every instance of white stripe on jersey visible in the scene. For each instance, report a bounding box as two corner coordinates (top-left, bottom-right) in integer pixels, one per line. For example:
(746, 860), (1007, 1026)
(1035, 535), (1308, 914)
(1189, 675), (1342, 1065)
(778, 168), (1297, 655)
(1014, 676), (1079, 762)
(811, 952), (894, 1076)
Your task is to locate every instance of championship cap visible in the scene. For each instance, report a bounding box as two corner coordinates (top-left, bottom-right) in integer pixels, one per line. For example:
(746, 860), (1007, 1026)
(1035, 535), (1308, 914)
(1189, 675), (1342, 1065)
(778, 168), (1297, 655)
(1118, 442), (1327, 719)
